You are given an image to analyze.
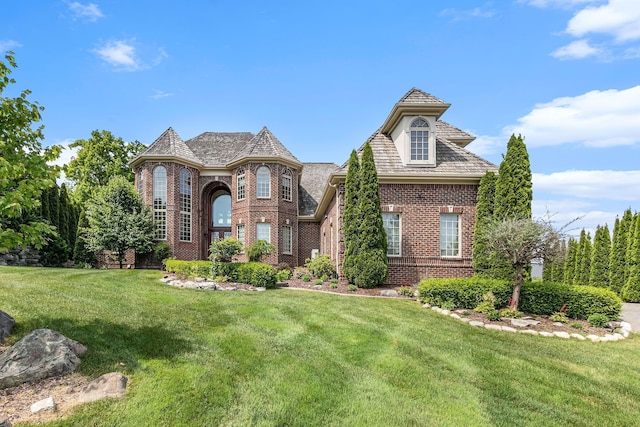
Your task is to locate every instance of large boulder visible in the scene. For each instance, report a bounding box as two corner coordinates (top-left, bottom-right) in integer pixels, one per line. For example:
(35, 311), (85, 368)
(0, 310), (15, 342)
(77, 372), (128, 403)
(0, 329), (87, 389)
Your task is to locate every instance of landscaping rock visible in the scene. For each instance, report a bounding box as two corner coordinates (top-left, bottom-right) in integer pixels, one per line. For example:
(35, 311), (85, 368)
(620, 321), (632, 331)
(77, 372), (128, 403)
(469, 321), (484, 327)
(450, 313), (461, 319)
(510, 318), (540, 327)
(0, 329), (87, 389)
(553, 331), (571, 339)
(0, 310), (15, 342)
(422, 303), (431, 308)
(539, 331), (554, 337)
(519, 329), (539, 335)
(0, 415), (11, 427)
(485, 324), (501, 331)
(570, 333), (586, 340)
(380, 290), (398, 297)
(30, 397), (56, 414)
(441, 309), (450, 315)
(586, 334), (601, 342)
(501, 326), (517, 333)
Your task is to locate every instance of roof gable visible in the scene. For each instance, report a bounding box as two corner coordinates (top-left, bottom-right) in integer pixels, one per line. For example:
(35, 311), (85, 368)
(228, 127), (301, 167)
(133, 127), (201, 166)
(185, 132), (255, 167)
(380, 88), (451, 134)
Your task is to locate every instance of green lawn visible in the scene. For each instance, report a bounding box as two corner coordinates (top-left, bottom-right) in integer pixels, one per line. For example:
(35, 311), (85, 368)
(1, 267), (640, 427)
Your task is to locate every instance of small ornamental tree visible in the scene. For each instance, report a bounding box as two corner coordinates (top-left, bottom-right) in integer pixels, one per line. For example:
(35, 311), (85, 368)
(589, 224), (611, 287)
(577, 230), (592, 286)
(73, 210), (96, 266)
(209, 237), (243, 263)
(352, 142), (387, 288)
(473, 171), (497, 276)
(564, 238), (578, 285)
(0, 53), (60, 252)
(247, 239), (275, 262)
(342, 150), (361, 283)
(485, 217), (560, 310)
(85, 176), (154, 268)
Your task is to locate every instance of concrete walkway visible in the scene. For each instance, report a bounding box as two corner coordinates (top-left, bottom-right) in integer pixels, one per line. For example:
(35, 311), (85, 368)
(621, 303), (640, 332)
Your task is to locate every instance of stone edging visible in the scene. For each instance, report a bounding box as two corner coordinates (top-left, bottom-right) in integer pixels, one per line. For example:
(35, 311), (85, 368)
(423, 303), (632, 342)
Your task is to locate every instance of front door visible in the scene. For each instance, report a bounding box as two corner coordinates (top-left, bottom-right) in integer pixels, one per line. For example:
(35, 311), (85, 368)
(209, 190), (232, 246)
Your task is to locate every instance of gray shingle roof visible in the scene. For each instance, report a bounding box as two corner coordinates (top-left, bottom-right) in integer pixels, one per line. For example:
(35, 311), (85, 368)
(397, 87), (449, 106)
(338, 130), (497, 177)
(435, 120), (475, 147)
(184, 132), (255, 167)
(299, 162), (339, 216)
(228, 127), (301, 166)
(137, 127), (201, 165)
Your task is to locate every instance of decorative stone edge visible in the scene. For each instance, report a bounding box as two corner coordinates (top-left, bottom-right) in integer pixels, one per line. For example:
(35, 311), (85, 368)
(423, 303), (633, 342)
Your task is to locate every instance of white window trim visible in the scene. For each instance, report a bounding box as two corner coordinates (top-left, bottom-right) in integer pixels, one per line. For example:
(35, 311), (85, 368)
(153, 166), (167, 241)
(382, 213), (401, 257)
(282, 225), (292, 255)
(237, 168), (246, 201)
(256, 166), (271, 199)
(179, 169), (192, 242)
(405, 116), (436, 167)
(282, 169), (292, 202)
(440, 213), (461, 258)
(256, 223), (271, 244)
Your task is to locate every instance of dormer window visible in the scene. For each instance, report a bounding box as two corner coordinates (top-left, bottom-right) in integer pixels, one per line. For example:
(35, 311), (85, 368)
(410, 118), (429, 161)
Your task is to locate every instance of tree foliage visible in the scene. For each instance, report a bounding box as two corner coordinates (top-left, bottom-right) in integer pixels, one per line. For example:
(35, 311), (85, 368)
(589, 224), (610, 287)
(65, 129), (146, 202)
(73, 209), (96, 266)
(473, 171), (497, 276)
(209, 237), (243, 263)
(0, 53), (60, 251)
(622, 214), (640, 302)
(563, 238), (578, 285)
(494, 134), (532, 221)
(484, 217), (561, 310)
(342, 150), (361, 283)
(576, 229), (592, 286)
(85, 176), (154, 268)
(609, 209), (633, 293)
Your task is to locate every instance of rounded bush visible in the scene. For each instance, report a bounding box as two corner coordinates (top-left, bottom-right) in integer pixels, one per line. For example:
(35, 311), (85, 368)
(587, 313), (609, 328)
(305, 255), (336, 279)
(417, 278), (511, 309)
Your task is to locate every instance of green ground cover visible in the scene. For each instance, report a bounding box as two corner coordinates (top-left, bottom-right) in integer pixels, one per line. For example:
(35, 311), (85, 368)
(1, 267), (639, 426)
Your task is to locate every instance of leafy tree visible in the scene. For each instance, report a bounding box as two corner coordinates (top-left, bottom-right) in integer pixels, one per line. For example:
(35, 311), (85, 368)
(485, 217), (561, 310)
(47, 184), (60, 231)
(209, 237), (243, 263)
(563, 238), (578, 284)
(247, 239), (275, 262)
(0, 52), (60, 251)
(473, 171), (497, 276)
(85, 176), (154, 268)
(342, 150), (361, 283)
(610, 209), (633, 293)
(621, 214), (640, 302)
(589, 224), (610, 287)
(65, 129), (146, 202)
(58, 183), (70, 246)
(73, 210), (96, 265)
(551, 239), (567, 283)
(352, 142), (387, 288)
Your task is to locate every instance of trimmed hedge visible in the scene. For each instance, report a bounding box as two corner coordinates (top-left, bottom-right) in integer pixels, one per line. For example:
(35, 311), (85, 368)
(214, 262), (277, 289)
(165, 259), (213, 279)
(519, 282), (621, 320)
(417, 278), (622, 320)
(417, 278), (512, 309)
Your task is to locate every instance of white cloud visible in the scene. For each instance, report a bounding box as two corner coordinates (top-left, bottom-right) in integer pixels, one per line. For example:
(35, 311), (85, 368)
(150, 89), (173, 100)
(521, 0), (598, 8)
(551, 39), (601, 59)
(533, 170), (640, 201)
(567, 0), (640, 42)
(439, 6), (496, 21)
(505, 86), (640, 148)
(93, 40), (142, 71)
(46, 140), (78, 185)
(532, 198), (622, 237)
(465, 135), (504, 157)
(67, 1), (104, 22)
(0, 39), (22, 53)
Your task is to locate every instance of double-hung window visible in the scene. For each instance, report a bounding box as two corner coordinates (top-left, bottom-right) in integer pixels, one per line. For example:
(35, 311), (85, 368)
(256, 223), (271, 243)
(382, 213), (401, 256)
(152, 166), (167, 240)
(440, 214), (460, 257)
(179, 169), (192, 241)
(257, 166), (270, 198)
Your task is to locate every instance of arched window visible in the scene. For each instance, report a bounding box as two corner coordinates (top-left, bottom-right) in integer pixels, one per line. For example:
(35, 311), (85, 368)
(137, 168), (143, 196)
(282, 168), (292, 201)
(153, 166), (167, 240)
(257, 166), (271, 198)
(179, 169), (191, 241)
(237, 168), (245, 201)
(410, 118), (430, 161)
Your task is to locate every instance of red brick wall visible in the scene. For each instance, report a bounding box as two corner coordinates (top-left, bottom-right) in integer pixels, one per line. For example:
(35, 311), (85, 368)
(298, 221), (320, 266)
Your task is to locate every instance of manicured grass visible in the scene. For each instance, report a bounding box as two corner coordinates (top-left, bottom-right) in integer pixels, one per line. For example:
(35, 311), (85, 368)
(2, 267), (640, 426)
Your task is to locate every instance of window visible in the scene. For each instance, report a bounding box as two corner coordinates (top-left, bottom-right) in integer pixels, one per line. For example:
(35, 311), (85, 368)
(152, 166), (167, 240)
(256, 223), (271, 243)
(382, 213), (401, 256)
(237, 224), (245, 250)
(179, 169), (192, 241)
(282, 225), (292, 254)
(237, 168), (245, 201)
(137, 169), (143, 195)
(282, 169), (292, 201)
(257, 166), (270, 198)
(410, 118), (429, 161)
(212, 192), (232, 226)
(440, 214), (460, 257)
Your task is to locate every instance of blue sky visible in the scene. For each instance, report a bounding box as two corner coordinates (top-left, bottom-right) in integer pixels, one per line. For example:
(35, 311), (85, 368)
(2, 0), (639, 238)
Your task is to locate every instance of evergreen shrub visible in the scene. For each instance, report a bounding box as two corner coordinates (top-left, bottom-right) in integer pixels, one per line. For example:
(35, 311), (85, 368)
(165, 259), (213, 279)
(417, 278), (512, 309)
(305, 255), (336, 278)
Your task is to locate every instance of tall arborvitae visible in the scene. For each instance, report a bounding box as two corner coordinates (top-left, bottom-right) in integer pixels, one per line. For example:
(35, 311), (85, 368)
(610, 210), (633, 294)
(551, 239), (567, 283)
(494, 134), (532, 221)
(564, 237), (578, 284)
(472, 171), (497, 276)
(59, 183), (70, 246)
(342, 150), (361, 284)
(492, 134), (532, 280)
(625, 212), (639, 284)
(68, 202), (79, 255)
(621, 214), (640, 302)
(576, 230), (592, 285)
(353, 142), (388, 288)
(589, 224), (611, 287)
(48, 184), (60, 231)
(73, 209), (96, 265)
(40, 184), (51, 223)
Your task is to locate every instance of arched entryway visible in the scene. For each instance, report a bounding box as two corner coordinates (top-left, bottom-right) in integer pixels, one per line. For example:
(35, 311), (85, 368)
(209, 188), (232, 243)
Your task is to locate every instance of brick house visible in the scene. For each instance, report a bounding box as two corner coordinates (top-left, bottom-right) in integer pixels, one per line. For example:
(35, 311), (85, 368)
(129, 88), (497, 284)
